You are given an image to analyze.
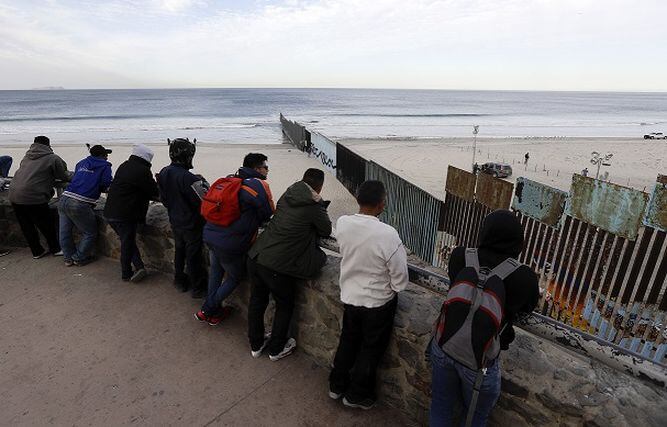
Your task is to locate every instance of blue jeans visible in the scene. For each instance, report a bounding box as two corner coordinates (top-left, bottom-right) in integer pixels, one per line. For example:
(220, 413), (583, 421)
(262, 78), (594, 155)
(201, 246), (245, 316)
(0, 156), (12, 178)
(429, 340), (501, 427)
(58, 196), (98, 262)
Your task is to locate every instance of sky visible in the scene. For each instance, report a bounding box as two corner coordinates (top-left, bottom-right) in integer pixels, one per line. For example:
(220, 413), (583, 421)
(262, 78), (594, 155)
(0, 0), (666, 91)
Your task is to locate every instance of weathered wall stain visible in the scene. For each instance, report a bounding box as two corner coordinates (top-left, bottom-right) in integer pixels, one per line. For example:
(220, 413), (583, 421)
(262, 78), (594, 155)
(476, 172), (514, 210)
(445, 165), (475, 202)
(644, 174), (667, 232)
(566, 174), (649, 240)
(512, 177), (567, 227)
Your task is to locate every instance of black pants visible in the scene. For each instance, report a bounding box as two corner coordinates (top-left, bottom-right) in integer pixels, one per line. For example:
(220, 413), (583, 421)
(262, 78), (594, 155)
(247, 258), (298, 355)
(329, 296), (398, 401)
(108, 220), (144, 280)
(12, 203), (60, 256)
(172, 226), (207, 293)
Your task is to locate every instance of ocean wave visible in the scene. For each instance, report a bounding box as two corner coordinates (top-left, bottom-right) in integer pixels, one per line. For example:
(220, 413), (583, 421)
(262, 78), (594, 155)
(332, 113), (491, 118)
(0, 114), (168, 122)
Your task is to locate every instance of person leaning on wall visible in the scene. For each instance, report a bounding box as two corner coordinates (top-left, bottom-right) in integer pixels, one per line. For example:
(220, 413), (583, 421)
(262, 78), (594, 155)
(8, 136), (72, 259)
(103, 144), (159, 283)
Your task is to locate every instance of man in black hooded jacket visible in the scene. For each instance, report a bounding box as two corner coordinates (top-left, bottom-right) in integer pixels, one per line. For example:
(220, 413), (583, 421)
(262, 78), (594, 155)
(429, 209), (539, 426)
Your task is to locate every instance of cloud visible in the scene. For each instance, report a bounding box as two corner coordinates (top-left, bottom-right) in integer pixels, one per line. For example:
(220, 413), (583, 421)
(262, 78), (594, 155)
(0, 0), (665, 90)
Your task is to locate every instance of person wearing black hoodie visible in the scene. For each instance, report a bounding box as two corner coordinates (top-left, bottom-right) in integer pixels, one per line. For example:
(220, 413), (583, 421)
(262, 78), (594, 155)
(157, 138), (209, 299)
(103, 144), (159, 282)
(429, 209), (539, 426)
(9, 136), (71, 258)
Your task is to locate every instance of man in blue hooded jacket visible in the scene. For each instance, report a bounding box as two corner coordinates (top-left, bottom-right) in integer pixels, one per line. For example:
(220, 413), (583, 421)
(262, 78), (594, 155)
(194, 152), (274, 325)
(58, 145), (113, 266)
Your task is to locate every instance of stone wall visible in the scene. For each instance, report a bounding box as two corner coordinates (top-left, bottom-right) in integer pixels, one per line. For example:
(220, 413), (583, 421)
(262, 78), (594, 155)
(1, 195), (665, 426)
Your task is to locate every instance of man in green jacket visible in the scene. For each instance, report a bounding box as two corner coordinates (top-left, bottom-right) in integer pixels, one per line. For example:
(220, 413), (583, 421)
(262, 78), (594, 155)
(247, 168), (332, 361)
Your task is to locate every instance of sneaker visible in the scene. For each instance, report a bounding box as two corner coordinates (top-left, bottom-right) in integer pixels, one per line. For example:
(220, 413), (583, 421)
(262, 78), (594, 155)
(73, 257), (93, 266)
(194, 309), (225, 326)
(130, 268), (147, 283)
(64, 259), (74, 267)
(329, 385), (344, 400)
(342, 396), (375, 410)
(0, 248), (10, 257)
(269, 338), (297, 362)
(250, 332), (272, 358)
(52, 250), (64, 257)
(33, 250), (49, 259)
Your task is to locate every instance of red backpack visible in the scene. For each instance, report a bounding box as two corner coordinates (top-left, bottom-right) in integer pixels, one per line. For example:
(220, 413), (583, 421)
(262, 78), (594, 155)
(201, 177), (244, 226)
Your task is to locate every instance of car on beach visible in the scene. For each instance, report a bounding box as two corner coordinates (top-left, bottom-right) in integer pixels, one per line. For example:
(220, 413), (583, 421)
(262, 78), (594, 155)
(643, 132), (667, 139)
(479, 162), (513, 178)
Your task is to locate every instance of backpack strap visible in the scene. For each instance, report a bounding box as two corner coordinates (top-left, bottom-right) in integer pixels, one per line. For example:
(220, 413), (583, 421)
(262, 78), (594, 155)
(464, 248), (480, 273)
(488, 257), (521, 280)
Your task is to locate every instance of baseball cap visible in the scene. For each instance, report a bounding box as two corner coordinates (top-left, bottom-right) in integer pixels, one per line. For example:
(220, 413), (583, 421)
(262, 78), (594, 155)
(90, 145), (112, 157)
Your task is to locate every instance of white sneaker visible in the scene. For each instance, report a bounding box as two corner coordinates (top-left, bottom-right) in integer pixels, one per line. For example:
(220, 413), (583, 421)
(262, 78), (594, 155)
(269, 338), (296, 362)
(250, 332), (272, 358)
(52, 250), (64, 257)
(130, 268), (147, 283)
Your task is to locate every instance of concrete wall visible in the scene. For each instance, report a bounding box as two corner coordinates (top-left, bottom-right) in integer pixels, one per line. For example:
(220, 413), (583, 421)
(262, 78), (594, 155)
(1, 194), (665, 426)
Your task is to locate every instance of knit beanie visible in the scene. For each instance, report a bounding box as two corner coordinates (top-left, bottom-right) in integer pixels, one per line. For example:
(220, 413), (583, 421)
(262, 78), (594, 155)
(132, 144), (154, 163)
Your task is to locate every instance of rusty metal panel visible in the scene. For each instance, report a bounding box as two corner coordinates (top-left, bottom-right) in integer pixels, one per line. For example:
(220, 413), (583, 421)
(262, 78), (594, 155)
(445, 166), (475, 202)
(512, 177), (567, 227)
(644, 175), (667, 232)
(475, 172), (514, 210)
(566, 174), (649, 240)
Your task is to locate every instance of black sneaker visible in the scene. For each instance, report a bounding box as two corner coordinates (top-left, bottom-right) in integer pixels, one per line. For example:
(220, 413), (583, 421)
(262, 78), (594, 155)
(33, 249), (49, 259)
(0, 248), (11, 257)
(329, 385), (344, 400)
(130, 268), (147, 283)
(342, 396), (375, 410)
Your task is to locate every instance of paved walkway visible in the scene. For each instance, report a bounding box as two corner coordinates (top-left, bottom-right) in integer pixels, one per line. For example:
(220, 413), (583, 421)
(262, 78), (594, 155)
(0, 249), (407, 426)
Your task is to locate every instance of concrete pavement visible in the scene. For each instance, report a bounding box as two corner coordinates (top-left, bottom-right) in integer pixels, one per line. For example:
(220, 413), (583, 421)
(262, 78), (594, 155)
(0, 248), (407, 426)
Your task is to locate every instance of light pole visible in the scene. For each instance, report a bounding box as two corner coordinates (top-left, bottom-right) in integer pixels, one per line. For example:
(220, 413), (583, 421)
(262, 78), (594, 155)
(590, 151), (613, 180)
(472, 125), (479, 171)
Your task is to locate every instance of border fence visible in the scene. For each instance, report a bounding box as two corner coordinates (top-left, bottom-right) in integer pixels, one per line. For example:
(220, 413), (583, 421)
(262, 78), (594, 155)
(280, 114), (667, 369)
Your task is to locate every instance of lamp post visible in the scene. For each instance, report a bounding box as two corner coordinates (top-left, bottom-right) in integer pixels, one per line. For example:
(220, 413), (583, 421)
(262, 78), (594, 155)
(472, 125), (479, 171)
(590, 151), (613, 180)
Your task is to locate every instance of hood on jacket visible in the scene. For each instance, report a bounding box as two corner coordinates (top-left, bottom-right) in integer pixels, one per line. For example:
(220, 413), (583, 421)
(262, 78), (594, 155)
(25, 143), (55, 160)
(81, 155), (112, 170)
(132, 144), (154, 163)
(237, 166), (266, 180)
(477, 209), (524, 258)
(282, 181), (320, 207)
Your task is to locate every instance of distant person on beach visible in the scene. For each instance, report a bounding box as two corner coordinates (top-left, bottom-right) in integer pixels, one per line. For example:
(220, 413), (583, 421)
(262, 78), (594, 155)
(581, 168), (589, 177)
(58, 144), (113, 266)
(9, 136), (71, 259)
(194, 153), (274, 324)
(0, 155), (12, 178)
(429, 210), (539, 426)
(247, 168), (331, 361)
(524, 152), (529, 164)
(157, 138), (209, 299)
(328, 180), (408, 410)
(103, 144), (159, 282)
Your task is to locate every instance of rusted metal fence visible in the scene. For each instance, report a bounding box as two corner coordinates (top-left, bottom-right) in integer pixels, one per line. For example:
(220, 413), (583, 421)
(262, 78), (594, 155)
(366, 161), (443, 264)
(280, 114), (667, 368)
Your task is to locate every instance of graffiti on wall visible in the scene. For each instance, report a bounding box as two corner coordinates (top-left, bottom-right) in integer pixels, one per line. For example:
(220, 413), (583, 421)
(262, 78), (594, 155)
(310, 132), (337, 175)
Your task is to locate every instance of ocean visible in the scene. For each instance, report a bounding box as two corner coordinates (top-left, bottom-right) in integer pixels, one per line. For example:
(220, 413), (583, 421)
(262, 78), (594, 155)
(0, 88), (666, 145)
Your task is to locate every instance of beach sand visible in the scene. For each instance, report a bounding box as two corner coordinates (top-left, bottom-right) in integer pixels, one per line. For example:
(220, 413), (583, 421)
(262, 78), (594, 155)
(1, 142), (358, 222)
(341, 137), (666, 197)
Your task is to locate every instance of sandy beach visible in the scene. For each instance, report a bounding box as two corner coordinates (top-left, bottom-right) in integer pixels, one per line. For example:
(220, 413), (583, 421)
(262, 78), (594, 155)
(1, 142), (358, 222)
(340, 137), (666, 198)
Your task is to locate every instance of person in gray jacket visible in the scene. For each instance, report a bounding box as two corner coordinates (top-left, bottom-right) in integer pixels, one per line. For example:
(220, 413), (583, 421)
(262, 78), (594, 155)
(9, 136), (71, 258)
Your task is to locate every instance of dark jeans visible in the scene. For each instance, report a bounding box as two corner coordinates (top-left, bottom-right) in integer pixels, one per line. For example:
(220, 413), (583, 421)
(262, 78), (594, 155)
(247, 258), (298, 356)
(329, 296), (398, 402)
(0, 156), (12, 178)
(12, 203), (60, 256)
(202, 245), (245, 316)
(172, 226), (207, 294)
(108, 220), (144, 280)
(429, 340), (500, 427)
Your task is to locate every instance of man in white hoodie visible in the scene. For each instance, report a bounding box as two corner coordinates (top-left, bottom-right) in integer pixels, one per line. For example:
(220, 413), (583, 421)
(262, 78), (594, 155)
(328, 180), (409, 410)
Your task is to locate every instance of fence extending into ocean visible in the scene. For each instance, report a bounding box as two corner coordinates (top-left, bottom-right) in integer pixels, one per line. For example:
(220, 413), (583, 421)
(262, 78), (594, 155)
(280, 114), (667, 381)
